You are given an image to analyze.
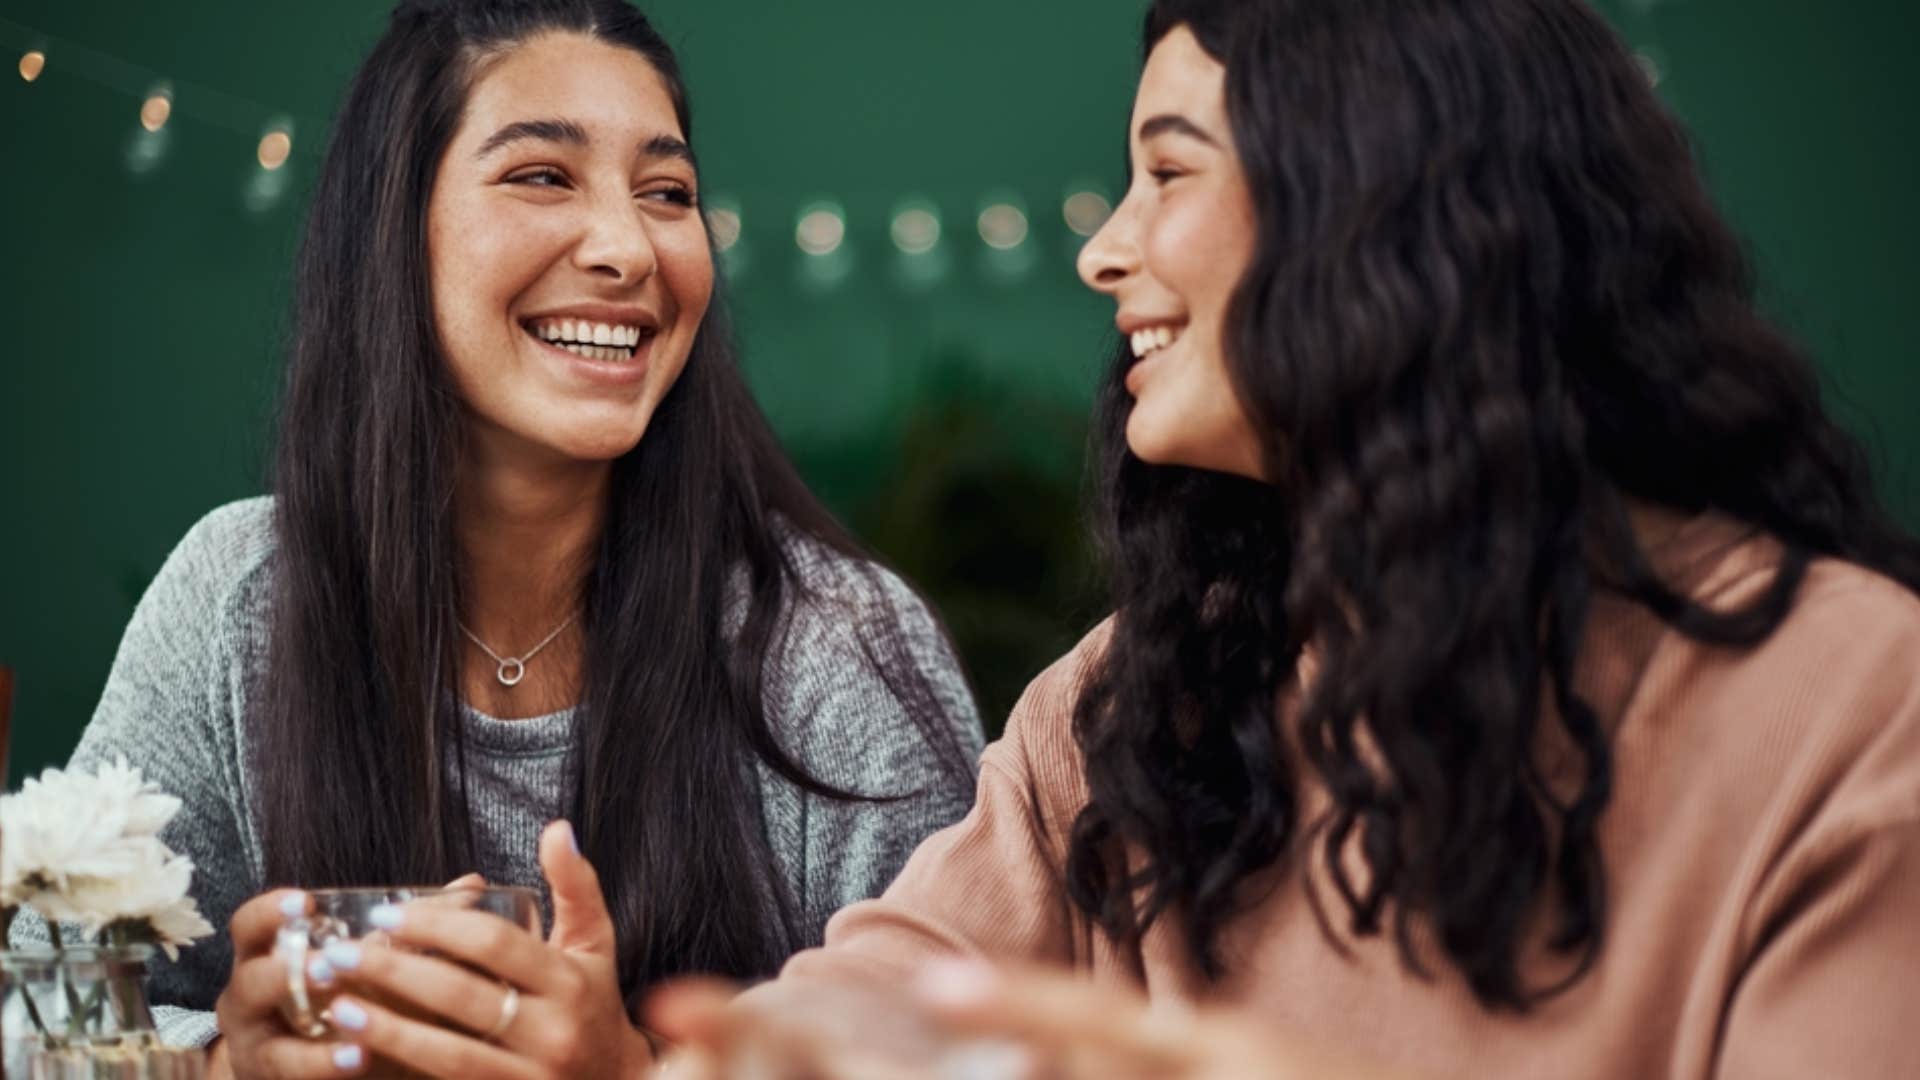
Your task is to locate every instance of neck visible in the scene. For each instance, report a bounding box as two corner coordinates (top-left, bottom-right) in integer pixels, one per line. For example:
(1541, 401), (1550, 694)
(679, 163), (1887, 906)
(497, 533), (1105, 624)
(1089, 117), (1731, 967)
(454, 432), (609, 646)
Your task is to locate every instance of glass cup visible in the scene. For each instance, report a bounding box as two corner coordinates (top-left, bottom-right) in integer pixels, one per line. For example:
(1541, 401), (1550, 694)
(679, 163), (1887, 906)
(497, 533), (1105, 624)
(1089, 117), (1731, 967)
(274, 885), (539, 1078)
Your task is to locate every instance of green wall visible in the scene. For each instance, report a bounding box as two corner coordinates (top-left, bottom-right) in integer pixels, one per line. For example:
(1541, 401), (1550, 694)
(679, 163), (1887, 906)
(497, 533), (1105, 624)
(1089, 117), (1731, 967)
(2, 0), (1916, 783)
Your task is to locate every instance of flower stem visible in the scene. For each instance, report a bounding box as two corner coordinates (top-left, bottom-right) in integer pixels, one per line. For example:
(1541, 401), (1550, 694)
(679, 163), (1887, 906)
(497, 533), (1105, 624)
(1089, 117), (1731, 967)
(18, 978), (55, 1041)
(45, 923), (91, 1042)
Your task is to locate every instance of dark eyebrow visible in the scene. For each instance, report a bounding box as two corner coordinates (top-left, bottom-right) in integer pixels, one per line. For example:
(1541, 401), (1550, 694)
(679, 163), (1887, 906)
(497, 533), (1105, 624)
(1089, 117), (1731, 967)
(1137, 113), (1221, 147)
(475, 118), (590, 158)
(641, 134), (696, 168)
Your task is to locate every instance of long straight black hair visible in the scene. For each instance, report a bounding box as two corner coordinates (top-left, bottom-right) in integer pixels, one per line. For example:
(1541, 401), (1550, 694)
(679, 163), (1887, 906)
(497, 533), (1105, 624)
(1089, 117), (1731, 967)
(1066, 0), (1920, 1011)
(259, 0), (972, 997)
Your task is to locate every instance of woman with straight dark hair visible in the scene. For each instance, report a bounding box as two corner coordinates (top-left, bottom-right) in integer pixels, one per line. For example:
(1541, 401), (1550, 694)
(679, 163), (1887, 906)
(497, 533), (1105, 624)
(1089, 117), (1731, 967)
(652, 0), (1920, 1076)
(9, 0), (981, 1076)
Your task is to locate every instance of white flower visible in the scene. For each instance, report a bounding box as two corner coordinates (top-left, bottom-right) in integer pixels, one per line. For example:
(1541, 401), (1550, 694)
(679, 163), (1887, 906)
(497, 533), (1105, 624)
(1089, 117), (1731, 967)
(1, 783), (143, 907)
(137, 894), (219, 960)
(0, 757), (192, 941)
(36, 840), (214, 960)
(86, 758), (184, 839)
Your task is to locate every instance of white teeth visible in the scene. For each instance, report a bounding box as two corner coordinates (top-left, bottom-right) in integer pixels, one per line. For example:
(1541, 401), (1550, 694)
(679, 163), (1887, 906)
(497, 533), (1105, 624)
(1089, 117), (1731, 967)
(528, 319), (654, 352)
(1130, 325), (1182, 359)
(556, 342), (633, 363)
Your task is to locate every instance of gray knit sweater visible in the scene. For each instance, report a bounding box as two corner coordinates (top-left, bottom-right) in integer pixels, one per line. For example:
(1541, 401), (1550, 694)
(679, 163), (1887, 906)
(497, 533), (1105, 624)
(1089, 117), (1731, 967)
(9, 497), (983, 1048)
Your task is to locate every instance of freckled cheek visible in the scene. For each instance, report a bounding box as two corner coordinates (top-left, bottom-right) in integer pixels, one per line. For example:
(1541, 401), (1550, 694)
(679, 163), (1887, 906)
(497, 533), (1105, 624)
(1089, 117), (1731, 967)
(432, 214), (551, 336)
(654, 230), (715, 325)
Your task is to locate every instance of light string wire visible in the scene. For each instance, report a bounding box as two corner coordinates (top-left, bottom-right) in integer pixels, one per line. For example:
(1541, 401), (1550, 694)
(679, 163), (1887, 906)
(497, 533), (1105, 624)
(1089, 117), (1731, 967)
(2, 15), (302, 153)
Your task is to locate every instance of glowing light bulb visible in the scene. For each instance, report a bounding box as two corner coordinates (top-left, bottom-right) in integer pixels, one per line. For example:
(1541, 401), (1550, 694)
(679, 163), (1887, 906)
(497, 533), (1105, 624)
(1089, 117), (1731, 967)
(891, 206), (941, 255)
(978, 203), (1029, 250)
(709, 206), (743, 252)
(1063, 191), (1112, 237)
(1635, 51), (1664, 87)
(796, 205), (846, 256)
(257, 129), (293, 170)
(140, 92), (173, 133)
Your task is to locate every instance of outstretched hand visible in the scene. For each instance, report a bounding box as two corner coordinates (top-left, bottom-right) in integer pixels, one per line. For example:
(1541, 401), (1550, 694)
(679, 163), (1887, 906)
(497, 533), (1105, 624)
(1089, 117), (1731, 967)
(643, 959), (1416, 1080)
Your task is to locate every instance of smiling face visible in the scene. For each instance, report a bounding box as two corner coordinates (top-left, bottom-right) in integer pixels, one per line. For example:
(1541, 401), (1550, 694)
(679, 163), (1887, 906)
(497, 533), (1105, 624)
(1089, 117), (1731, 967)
(427, 30), (714, 467)
(1078, 25), (1266, 481)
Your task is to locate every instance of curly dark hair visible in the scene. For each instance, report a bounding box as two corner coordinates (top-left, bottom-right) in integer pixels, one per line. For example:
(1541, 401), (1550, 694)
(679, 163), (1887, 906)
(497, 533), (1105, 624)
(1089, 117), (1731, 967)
(1065, 0), (1920, 1011)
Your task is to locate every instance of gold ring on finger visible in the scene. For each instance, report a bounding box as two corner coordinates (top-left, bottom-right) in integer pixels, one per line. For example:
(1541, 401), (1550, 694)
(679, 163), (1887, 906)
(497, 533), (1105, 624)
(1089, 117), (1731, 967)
(484, 984), (521, 1043)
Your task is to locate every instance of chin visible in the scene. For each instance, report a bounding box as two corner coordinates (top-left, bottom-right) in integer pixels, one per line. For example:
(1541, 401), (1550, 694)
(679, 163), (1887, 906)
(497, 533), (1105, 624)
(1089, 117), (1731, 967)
(568, 433), (648, 462)
(532, 423), (646, 463)
(546, 403), (665, 462)
(1123, 415), (1184, 468)
(1125, 415), (1268, 481)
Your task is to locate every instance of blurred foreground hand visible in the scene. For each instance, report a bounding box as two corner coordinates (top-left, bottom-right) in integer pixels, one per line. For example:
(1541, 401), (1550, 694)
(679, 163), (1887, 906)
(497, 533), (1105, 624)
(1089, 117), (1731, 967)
(643, 959), (1415, 1080)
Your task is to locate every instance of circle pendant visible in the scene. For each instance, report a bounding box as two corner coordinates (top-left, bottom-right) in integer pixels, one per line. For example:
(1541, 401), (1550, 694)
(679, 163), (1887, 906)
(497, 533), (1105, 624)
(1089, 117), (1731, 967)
(496, 658), (527, 687)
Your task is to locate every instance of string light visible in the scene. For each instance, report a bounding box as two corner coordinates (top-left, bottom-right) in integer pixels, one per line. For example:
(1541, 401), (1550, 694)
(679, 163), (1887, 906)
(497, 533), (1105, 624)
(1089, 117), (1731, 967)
(890, 202), (941, 256)
(1063, 191), (1112, 238)
(796, 203), (847, 257)
(5, 17), (1109, 240)
(1635, 50), (1664, 87)
(256, 129), (292, 171)
(978, 202), (1029, 251)
(709, 205), (743, 253)
(140, 87), (173, 133)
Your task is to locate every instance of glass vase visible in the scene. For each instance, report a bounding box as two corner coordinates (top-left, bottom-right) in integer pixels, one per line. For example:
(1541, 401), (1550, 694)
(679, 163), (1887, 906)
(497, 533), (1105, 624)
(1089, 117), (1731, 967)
(1, 945), (204, 1078)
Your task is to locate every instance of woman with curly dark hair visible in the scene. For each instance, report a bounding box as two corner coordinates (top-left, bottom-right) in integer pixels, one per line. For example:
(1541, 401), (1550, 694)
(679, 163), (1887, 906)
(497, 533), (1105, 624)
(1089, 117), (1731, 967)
(655, 0), (1920, 1076)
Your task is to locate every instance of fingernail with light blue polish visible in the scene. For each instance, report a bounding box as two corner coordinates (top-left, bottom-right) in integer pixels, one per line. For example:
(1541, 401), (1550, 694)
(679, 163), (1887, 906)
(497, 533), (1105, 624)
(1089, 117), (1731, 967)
(307, 956), (335, 988)
(331, 1000), (370, 1032)
(369, 903), (403, 931)
(333, 1044), (364, 1071)
(322, 941), (361, 971)
(279, 892), (308, 919)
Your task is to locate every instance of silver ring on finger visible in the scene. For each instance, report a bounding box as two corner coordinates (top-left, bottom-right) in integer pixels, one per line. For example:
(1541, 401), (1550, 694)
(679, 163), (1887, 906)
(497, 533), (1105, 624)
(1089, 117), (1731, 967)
(484, 984), (521, 1043)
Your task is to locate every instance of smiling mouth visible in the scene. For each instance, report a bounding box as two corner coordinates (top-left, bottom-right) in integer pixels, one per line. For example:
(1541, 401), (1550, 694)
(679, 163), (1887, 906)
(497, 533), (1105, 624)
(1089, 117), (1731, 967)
(1130, 324), (1184, 359)
(523, 317), (657, 363)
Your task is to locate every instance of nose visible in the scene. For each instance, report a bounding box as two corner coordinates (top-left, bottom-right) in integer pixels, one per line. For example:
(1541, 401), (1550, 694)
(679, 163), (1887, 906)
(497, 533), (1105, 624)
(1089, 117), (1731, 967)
(1076, 190), (1141, 296)
(573, 195), (658, 285)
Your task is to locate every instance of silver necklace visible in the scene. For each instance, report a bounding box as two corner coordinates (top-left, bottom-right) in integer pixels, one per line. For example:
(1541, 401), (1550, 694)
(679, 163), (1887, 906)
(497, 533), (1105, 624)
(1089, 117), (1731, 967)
(458, 615), (577, 687)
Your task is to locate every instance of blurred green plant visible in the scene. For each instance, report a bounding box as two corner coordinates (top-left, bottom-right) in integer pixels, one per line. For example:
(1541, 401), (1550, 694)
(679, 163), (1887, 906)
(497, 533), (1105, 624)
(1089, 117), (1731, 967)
(846, 357), (1107, 736)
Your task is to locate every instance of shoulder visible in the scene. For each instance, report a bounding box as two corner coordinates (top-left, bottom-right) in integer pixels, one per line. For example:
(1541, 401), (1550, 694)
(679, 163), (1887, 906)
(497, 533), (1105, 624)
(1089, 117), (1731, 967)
(140, 496), (279, 633)
(1633, 536), (1920, 837)
(757, 527), (983, 768)
(86, 497), (279, 770)
(982, 618), (1114, 827)
(1735, 554), (1920, 789)
(1677, 542), (1920, 727)
(770, 527), (956, 684)
(1671, 551), (1920, 956)
(778, 528), (926, 627)
(1006, 617), (1113, 744)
